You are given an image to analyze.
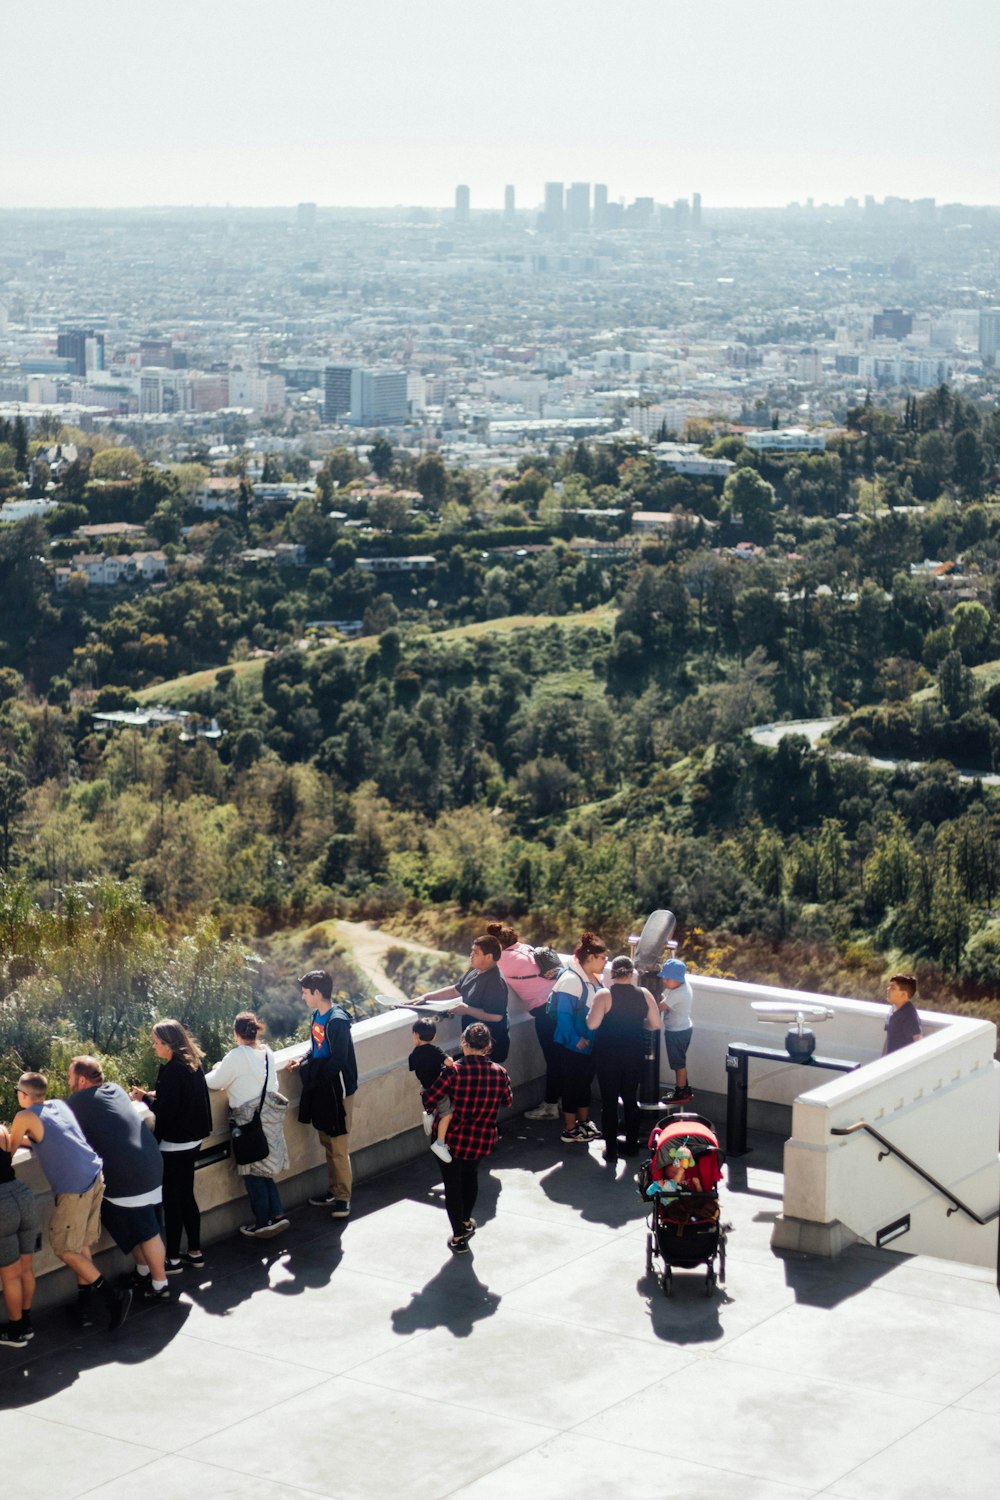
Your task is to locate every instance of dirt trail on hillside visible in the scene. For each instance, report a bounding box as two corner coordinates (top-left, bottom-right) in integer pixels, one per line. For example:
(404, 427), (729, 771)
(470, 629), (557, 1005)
(334, 920), (449, 1004)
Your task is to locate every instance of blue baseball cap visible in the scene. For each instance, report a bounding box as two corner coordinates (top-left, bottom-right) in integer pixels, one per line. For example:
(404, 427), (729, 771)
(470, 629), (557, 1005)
(659, 958), (687, 982)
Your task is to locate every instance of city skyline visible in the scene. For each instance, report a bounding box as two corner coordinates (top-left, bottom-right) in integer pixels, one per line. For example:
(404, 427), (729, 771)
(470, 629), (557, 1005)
(4, 0), (999, 211)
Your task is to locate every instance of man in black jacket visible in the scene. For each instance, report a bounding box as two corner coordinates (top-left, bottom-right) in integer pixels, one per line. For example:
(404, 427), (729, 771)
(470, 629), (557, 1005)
(289, 970), (358, 1219)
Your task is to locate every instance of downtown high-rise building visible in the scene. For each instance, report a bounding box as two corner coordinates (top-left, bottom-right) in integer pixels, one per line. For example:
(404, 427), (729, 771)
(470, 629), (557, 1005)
(350, 368), (408, 425)
(593, 183), (608, 230)
(542, 181), (564, 232)
(57, 328), (104, 377)
(692, 192), (702, 228)
(455, 184), (470, 223)
(978, 308), (1000, 362)
(566, 182), (591, 231)
(323, 365), (354, 423)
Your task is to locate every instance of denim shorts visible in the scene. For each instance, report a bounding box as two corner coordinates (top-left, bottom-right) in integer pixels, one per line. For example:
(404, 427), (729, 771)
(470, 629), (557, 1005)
(0, 1179), (40, 1265)
(664, 1026), (693, 1071)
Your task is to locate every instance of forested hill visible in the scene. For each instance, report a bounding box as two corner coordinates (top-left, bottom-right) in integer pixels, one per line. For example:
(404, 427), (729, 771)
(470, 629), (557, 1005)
(1, 387), (999, 1109)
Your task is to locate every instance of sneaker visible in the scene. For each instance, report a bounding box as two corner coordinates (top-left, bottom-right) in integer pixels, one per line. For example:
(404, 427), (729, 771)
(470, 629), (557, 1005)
(307, 1191), (337, 1207)
(422, 1111), (434, 1136)
(673, 1086), (694, 1101)
(462, 1218), (477, 1238)
(179, 1251), (204, 1269)
(579, 1120), (602, 1140)
(165, 1259), (184, 1276)
(106, 1287), (133, 1332)
(130, 1268), (151, 1291)
(525, 1101), (560, 1121)
(561, 1124), (586, 1144)
(19, 1312), (33, 1340)
(74, 1293), (96, 1328)
(330, 1200), (351, 1220)
(0, 1325), (28, 1348)
(430, 1140), (453, 1163)
(254, 1217), (290, 1238)
(447, 1235), (470, 1255)
(143, 1284), (172, 1304)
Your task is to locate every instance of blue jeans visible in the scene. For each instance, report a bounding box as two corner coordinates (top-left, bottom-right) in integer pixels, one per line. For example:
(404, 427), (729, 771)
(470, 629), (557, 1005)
(245, 1176), (283, 1227)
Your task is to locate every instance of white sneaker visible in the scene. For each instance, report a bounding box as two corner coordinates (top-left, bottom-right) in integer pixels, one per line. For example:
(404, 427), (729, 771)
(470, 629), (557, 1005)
(430, 1140), (453, 1163)
(422, 1112), (434, 1136)
(525, 1102), (560, 1120)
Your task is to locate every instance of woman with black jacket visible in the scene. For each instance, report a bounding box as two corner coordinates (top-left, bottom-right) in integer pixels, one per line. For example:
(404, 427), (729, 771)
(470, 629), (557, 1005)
(131, 1019), (212, 1274)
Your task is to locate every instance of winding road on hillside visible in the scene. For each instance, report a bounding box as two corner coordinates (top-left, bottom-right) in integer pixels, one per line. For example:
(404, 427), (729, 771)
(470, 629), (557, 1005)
(334, 920), (452, 1003)
(749, 718), (1000, 785)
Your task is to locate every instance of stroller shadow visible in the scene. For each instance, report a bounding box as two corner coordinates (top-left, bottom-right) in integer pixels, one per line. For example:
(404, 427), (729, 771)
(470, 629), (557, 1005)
(635, 1268), (730, 1344)
(391, 1258), (501, 1339)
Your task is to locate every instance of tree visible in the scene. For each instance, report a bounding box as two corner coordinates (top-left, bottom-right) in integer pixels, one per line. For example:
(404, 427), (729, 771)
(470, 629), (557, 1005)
(368, 435), (394, 478)
(90, 447), (143, 481)
(0, 766), (27, 871)
(722, 467), (776, 538)
(938, 649), (973, 718)
(952, 428), (984, 496)
(950, 601), (990, 663)
(415, 452), (448, 504)
(369, 492), (410, 532)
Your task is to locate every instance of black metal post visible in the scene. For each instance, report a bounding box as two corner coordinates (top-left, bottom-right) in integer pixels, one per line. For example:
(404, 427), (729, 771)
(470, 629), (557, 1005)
(725, 1042), (859, 1158)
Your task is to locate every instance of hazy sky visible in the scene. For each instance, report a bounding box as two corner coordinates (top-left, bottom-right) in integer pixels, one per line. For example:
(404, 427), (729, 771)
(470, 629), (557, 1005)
(4, 0), (999, 209)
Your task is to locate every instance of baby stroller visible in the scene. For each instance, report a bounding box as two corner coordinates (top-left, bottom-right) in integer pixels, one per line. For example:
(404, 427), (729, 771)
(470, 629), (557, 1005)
(639, 1112), (726, 1297)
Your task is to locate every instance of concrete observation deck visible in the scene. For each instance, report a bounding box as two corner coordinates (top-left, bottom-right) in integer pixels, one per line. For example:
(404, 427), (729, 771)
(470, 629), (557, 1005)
(3, 1116), (999, 1500)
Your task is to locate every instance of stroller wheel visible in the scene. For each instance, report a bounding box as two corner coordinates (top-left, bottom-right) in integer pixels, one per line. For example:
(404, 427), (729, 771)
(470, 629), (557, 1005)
(719, 1244), (726, 1282)
(705, 1269), (717, 1297)
(645, 1233), (653, 1275)
(661, 1271), (672, 1298)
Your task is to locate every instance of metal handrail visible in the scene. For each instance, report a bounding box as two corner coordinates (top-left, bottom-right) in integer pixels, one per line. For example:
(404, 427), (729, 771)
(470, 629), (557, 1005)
(831, 1121), (1000, 1227)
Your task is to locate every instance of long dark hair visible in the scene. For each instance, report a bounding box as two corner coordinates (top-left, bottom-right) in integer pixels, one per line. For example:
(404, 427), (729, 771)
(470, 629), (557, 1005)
(153, 1018), (204, 1072)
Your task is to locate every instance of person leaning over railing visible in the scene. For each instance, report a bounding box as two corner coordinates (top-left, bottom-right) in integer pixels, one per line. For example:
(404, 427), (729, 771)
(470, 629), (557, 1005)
(6, 1072), (132, 1332)
(0, 1117), (40, 1348)
(205, 1012), (290, 1239)
(130, 1019), (212, 1275)
(415, 933), (511, 1064)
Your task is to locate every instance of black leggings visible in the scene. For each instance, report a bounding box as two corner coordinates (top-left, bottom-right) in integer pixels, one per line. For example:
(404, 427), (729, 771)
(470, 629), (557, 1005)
(440, 1156), (480, 1237)
(531, 1007), (560, 1103)
(596, 1053), (642, 1152)
(161, 1147), (201, 1258)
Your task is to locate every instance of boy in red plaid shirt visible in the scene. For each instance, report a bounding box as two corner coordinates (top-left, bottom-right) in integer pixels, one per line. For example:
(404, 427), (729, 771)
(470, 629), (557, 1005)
(423, 1022), (512, 1254)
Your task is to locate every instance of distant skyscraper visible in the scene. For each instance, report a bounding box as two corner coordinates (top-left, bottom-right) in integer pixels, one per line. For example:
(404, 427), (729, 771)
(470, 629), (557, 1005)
(543, 181), (564, 232)
(593, 183), (608, 230)
(455, 185), (470, 223)
(566, 182), (590, 231)
(297, 202), (317, 229)
(979, 308), (1000, 362)
(673, 198), (691, 230)
(350, 368), (408, 425)
(691, 192), (702, 229)
(57, 328), (104, 377)
(323, 364), (354, 423)
(504, 184), (515, 223)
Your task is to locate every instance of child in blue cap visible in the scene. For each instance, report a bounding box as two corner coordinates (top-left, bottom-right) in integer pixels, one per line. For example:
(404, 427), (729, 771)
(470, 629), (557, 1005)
(658, 957), (694, 1103)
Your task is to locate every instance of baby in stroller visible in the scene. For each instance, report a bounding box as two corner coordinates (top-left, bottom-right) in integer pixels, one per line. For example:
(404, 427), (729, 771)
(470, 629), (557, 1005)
(640, 1113), (726, 1296)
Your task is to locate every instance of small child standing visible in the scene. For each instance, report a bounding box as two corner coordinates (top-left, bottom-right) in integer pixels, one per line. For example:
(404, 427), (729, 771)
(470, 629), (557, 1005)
(408, 1018), (455, 1163)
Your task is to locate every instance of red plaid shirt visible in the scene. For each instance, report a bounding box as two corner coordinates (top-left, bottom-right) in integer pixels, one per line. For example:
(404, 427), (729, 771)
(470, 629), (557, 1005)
(423, 1054), (512, 1161)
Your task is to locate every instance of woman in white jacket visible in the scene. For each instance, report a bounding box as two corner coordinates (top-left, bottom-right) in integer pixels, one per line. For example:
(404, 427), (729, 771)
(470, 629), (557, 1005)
(205, 1011), (290, 1239)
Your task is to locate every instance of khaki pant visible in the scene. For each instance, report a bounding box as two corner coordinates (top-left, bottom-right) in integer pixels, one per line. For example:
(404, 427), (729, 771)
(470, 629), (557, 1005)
(318, 1094), (354, 1201)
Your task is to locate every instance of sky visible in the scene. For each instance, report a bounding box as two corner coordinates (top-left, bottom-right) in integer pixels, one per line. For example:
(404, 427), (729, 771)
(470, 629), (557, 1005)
(3, 0), (999, 210)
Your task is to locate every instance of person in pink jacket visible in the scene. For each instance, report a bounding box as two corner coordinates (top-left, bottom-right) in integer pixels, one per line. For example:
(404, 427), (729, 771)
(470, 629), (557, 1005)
(485, 923), (562, 1122)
